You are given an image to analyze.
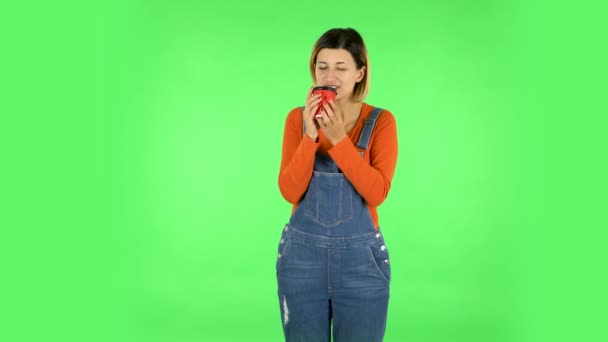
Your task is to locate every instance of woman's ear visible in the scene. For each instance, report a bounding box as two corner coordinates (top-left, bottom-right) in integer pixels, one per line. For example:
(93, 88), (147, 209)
(356, 66), (366, 83)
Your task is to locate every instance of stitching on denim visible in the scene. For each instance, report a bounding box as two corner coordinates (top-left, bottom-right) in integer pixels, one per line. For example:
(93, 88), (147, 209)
(367, 246), (390, 285)
(304, 173), (354, 228)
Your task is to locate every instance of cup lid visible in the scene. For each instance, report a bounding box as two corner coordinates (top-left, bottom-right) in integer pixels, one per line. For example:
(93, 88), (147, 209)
(312, 86), (337, 92)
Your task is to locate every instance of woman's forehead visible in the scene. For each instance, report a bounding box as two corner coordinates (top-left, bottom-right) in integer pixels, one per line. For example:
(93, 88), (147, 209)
(317, 48), (354, 63)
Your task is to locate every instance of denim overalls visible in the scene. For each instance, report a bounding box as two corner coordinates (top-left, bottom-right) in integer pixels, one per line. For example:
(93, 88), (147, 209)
(277, 107), (391, 342)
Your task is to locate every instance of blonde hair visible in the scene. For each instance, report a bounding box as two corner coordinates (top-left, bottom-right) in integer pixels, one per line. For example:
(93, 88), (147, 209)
(309, 28), (370, 102)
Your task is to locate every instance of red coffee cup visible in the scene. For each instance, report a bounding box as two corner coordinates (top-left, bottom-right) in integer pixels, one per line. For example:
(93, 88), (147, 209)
(312, 86), (337, 118)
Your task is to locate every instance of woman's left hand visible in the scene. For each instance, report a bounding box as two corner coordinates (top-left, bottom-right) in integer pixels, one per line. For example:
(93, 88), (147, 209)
(317, 100), (347, 146)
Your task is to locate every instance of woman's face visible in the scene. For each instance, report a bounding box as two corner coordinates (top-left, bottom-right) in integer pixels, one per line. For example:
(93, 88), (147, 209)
(314, 48), (365, 101)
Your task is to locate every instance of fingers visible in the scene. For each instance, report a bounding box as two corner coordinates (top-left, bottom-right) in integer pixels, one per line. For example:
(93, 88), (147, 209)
(304, 86), (314, 104)
(306, 87), (319, 102)
(321, 102), (338, 123)
(316, 108), (332, 127)
(326, 100), (341, 121)
(310, 104), (319, 118)
(305, 95), (322, 117)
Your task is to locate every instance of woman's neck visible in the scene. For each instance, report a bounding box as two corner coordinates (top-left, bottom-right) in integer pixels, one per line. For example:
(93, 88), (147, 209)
(337, 99), (363, 122)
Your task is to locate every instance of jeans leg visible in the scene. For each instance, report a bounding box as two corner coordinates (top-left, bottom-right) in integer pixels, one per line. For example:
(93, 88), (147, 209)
(331, 245), (390, 342)
(277, 242), (331, 342)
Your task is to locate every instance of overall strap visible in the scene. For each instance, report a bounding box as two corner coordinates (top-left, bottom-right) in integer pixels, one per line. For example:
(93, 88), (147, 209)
(356, 107), (384, 150)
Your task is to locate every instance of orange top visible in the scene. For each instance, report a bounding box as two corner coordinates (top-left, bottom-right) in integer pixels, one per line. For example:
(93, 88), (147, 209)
(278, 103), (398, 229)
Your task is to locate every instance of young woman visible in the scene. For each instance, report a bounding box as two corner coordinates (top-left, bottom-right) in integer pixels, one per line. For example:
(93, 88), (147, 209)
(276, 28), (398, 342)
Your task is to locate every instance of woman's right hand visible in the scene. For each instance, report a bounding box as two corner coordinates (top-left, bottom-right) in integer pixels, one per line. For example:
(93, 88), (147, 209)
(302, 87), (322, 141)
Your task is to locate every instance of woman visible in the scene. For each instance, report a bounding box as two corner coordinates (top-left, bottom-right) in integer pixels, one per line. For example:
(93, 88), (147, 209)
(277, 27), (398, 342)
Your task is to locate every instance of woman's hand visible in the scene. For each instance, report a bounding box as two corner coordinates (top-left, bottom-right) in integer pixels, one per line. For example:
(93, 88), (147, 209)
(302, 87), (322, 141)
(317, 100), (347, 146)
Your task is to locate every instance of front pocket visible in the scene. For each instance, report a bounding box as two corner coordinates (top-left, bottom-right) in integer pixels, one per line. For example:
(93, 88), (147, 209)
(367, 243), (391, 285)
(304, 171), (353, 227)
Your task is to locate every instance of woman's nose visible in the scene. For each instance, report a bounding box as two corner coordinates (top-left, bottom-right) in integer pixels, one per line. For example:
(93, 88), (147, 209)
(324, 70), (337, 82)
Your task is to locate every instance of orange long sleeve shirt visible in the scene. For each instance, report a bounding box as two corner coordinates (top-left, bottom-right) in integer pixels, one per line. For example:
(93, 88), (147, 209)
(278, 103), (398, 229)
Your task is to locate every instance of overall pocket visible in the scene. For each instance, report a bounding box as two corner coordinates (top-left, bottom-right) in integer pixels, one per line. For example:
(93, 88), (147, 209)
(367, 237), (391, 285)
(304, 171), (353, 227)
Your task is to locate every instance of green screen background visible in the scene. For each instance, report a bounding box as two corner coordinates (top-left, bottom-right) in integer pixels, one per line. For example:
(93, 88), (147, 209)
(2, 0), (606, 341)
